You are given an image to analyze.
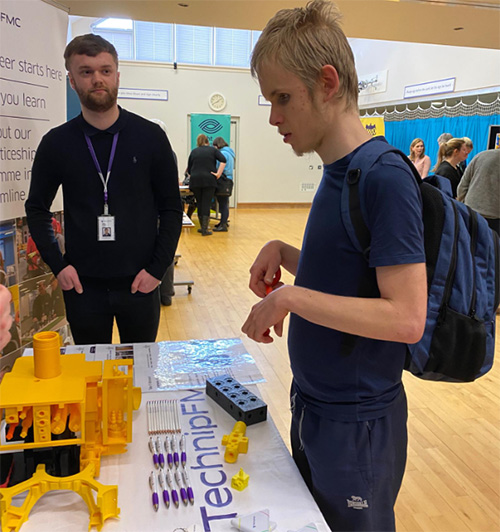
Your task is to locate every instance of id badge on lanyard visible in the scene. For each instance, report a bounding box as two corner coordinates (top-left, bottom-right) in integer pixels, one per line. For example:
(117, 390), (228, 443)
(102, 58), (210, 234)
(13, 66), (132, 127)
(85, 132), (119, 242)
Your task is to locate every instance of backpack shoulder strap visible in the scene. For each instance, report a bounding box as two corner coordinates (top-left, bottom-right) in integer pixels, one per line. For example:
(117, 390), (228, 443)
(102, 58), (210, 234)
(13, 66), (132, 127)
(341, 137), (421, 258)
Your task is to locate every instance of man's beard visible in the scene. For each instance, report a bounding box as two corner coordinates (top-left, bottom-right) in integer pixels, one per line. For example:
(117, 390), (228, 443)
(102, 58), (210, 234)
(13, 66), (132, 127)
(76, 85), (118, 112)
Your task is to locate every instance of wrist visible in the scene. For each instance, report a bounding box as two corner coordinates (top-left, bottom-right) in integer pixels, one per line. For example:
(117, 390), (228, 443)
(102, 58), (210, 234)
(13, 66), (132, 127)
(276, 284), (295, 313)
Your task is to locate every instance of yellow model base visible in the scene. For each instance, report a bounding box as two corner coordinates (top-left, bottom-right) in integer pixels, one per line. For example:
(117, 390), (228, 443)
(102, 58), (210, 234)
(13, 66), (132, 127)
(0, 463), (119, 532)
(0, 332), (141, 531)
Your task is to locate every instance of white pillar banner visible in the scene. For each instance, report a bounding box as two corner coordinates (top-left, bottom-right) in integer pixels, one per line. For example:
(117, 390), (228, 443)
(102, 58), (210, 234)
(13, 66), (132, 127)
(0, 0), (68, 219)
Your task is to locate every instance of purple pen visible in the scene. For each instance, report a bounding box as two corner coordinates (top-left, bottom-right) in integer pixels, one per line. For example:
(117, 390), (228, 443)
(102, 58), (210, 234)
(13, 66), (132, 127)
(158, 470), (170, 509)
(165, 468), (179, 508)
(156, 437), (165, 469)
(180, 434), (187, 467)
(171, 436), (179, 468)
(181, 467), (194, 505)
(149, 471), (159, 512)
(165, 436), (173, 468)
(174, 469), (188, 506)
(149, 437), (159, 469)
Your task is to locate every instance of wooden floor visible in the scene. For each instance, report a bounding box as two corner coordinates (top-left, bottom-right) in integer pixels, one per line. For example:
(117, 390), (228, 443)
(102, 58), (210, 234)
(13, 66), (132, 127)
(155, 207), (500, 532)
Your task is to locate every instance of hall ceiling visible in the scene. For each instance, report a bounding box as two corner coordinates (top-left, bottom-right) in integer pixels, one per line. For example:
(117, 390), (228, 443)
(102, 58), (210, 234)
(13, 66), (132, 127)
(56, 0), (500, 50)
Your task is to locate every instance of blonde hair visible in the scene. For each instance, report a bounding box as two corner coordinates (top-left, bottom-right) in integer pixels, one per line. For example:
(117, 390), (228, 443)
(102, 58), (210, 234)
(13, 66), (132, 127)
(409, 138), (425, 161)
(463, 136), (473, 149)
(250, 0), (358, 111)
(196, 134), (209, 147)
(433, 138), (465, 170)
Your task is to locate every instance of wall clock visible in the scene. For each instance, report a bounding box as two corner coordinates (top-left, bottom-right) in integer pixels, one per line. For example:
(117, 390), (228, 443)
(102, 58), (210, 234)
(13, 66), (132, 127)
(209, 92), (227, 112)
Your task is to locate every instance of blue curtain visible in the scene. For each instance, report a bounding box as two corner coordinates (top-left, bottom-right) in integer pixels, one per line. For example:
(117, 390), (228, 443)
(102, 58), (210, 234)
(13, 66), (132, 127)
(385, 114), (500, 170)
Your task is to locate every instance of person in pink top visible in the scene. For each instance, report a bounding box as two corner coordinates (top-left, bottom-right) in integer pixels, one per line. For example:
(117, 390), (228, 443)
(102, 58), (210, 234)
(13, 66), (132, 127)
(409, 138), (431, 178)
(0, 285), (12, 351)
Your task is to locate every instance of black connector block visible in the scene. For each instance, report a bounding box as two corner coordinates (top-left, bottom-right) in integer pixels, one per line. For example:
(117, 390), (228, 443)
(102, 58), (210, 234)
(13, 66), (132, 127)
(205, 375), (267, 426)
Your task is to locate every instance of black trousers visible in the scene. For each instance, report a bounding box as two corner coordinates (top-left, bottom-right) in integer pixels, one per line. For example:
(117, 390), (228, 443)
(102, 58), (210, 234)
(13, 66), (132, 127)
(290, 383), (408, 532)
(62, 276), (160, 345)
(190, 186), (216, 218)
(216, 195), (230, 225)
(160, 261), (175, 299)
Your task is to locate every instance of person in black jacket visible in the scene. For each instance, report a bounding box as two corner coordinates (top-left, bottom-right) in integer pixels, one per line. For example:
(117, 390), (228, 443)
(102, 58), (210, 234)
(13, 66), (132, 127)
(25, 34), (183, 344)
(186, 134), (226, 236)
(433, 137), (469, 197)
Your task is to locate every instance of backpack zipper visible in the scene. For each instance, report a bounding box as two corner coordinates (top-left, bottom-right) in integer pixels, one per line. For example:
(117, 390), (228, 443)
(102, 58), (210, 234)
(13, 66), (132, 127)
(494, 230), (500, 311)
(438, 201), (459, 325)
(467, 206), (478, 319)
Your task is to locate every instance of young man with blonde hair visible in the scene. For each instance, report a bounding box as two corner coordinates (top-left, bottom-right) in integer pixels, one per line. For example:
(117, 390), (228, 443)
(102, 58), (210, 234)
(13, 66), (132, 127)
(242, 1), (427, 530)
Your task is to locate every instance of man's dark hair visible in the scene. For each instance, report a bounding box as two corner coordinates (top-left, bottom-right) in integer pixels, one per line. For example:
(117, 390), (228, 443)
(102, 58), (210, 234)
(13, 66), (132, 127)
(64, 34), (118, 70)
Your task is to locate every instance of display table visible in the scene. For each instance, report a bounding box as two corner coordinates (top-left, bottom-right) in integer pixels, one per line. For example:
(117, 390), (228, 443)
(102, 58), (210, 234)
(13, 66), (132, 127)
(12, 385), (330, 532)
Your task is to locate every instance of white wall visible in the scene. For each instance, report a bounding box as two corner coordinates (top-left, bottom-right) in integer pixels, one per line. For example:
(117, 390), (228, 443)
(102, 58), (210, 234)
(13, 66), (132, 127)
(71, 18), (500, 205)
(117, 62), (323, 204)
(354, 38), (500, 108)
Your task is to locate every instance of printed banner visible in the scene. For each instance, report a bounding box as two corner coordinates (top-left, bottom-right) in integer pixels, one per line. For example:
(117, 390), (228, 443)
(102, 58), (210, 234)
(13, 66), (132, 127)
(0, 0), (67, 219)
(358, 69), (388, 96)
(404, 77), (455, 99)
(360, 116), (385, 137)
(190, 113), (231, 149)
(0, 0), (68, 373)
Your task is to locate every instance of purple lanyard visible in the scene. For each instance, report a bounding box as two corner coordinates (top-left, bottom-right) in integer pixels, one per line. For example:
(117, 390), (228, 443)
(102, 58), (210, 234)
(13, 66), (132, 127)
(85, 132), (119, 211)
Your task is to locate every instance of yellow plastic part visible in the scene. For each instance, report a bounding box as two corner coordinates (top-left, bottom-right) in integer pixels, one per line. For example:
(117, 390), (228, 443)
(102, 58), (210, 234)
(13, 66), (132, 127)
(0, 331), (141, 529)
(221, 421), (248, 463)
(231, 468), (250, 491)
(33, 330), (62, 379)
(0, 463), (119, 532)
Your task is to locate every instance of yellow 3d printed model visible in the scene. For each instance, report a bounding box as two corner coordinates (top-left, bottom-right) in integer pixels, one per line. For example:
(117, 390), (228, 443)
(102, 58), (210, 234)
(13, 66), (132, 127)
(221, 421), (248, 463)
(0, 331), (141, 531)
(231, 468), (250, 491)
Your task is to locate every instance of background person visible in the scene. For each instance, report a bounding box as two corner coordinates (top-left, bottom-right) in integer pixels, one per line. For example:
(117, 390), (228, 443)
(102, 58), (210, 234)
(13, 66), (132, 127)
(213, 136), (235, 232)
(458, 136), (474, 177)
(408, 138), (431, 178)
(32, 281), (52, 330)
(150, 118), (178, 307)
(25, 34), (183, 345)
(457, 149), (500, 234)
(51, 216), (65, 255)
(433, 137), (469, 197)
(242, 2), (426, 530)
(25, 235), (46, 279)
(186, 134), (226, 236)
(437, 132), (453, 147)
(48, 275), (66, 318)
(0, 285), (13, 351)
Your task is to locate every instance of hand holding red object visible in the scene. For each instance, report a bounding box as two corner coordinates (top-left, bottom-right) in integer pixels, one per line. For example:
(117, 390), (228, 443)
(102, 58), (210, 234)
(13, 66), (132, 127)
(265, 267), (281, 295)
(264, 268), (282, 336)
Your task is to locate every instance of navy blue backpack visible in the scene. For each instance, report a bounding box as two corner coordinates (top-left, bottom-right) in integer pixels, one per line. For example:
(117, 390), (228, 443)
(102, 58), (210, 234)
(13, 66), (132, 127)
(342, 137), (499, 382)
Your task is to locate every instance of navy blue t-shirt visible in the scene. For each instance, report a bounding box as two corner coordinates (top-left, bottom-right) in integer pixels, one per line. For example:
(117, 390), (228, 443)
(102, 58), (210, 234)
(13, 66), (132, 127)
(288, 139), (425, 422)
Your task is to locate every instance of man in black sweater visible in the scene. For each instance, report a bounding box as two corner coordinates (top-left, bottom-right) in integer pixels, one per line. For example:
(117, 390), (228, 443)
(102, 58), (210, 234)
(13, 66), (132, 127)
(25, 34), (183, 344)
